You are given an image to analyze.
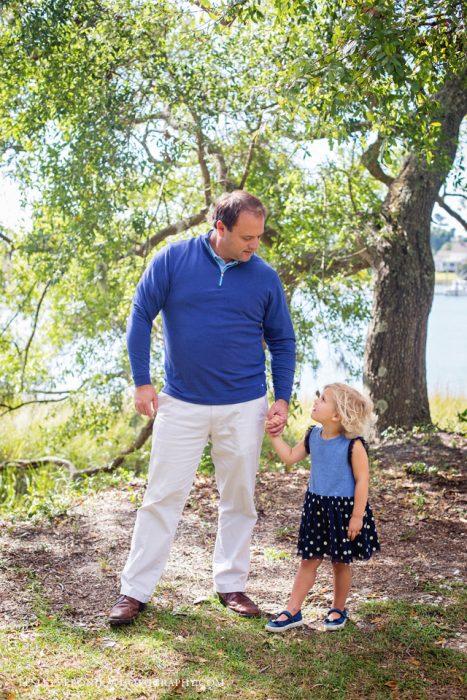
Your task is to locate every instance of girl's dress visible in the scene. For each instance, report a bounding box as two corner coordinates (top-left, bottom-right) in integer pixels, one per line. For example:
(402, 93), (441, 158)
(297, 426), (380, 564)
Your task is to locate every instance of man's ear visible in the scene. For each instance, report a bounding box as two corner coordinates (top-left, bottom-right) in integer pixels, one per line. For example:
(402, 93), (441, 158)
(215, 220), (226, 237)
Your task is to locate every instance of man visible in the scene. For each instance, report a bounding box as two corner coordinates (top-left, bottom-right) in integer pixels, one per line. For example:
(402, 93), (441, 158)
(109, 190), (295, 624)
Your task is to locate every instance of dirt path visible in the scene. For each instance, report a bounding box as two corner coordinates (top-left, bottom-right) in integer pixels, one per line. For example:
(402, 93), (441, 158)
(1, 431), (465, 650)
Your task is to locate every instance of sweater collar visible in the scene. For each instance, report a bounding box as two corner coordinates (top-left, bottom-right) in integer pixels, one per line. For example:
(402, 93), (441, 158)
(203, 230), (240, 268)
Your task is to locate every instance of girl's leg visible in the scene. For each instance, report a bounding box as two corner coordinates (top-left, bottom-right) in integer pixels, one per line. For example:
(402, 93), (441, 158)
(275, 558), (322, 621)
(329, 562), (352, 619)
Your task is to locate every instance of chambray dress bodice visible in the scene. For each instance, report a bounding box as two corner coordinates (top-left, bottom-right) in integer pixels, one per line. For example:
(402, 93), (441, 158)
(306, 426), (355, 497)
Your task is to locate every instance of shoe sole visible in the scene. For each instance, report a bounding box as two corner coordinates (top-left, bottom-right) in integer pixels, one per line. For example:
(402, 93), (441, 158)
(265, 620), (304, 633)
(218, 597), (261, 618)
(324, 620), (347, 631)
(108, 616), (139, 626)
(222, 607), (261, 618)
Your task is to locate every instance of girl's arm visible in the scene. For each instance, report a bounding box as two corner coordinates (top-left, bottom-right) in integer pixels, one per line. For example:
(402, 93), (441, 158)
(348, 439), (370, 541)
(268, 434), (308, 466)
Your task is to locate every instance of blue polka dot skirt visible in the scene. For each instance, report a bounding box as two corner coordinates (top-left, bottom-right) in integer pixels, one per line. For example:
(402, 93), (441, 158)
(297, 491), (380, 564)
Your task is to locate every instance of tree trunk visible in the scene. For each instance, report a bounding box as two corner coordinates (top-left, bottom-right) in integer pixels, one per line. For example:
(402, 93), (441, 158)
(364, 71), (467, 432)
(364, 158), (436, 431)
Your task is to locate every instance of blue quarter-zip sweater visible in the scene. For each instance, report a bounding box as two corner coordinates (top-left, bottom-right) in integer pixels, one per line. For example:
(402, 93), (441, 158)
(127, 231), (296, 405)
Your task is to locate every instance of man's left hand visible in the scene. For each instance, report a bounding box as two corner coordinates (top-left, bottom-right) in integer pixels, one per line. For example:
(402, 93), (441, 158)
(266, 399), (289, 436)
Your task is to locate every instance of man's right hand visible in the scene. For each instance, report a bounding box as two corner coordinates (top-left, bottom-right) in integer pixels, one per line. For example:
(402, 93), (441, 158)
(134, 384), (158, 417)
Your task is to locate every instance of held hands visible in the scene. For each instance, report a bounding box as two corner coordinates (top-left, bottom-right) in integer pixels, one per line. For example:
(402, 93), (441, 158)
(134, 384), (158, 418)
(347, 515), (363, 541)
(265, 414), (282, 434)
(265, 399), (289, 437)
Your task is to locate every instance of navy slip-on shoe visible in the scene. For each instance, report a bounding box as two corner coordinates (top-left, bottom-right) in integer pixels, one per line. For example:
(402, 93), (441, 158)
(323, 607), (348, 631)
(265, 609), (303, 633)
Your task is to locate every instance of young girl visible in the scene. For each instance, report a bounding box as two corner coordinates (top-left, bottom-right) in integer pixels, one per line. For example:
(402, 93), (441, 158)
(265, 383), (380, 632)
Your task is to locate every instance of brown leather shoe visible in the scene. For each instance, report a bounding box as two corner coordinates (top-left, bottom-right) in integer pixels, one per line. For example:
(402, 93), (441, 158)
(217, 592), (260, 618)
(108, 595), (145, 626)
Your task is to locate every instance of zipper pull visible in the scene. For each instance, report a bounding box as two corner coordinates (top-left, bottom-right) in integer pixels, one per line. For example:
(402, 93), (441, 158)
(219, 272), (224, 287)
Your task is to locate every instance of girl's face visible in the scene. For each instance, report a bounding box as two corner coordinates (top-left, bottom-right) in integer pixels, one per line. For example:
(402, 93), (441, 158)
(311, 389), (340, 424)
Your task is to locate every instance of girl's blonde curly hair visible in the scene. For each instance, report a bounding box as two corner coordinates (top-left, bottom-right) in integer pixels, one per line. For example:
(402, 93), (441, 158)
(324, 383), (375, 439)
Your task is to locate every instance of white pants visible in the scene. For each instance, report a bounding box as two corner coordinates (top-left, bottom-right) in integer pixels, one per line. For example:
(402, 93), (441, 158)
(120, 393), (268, 603)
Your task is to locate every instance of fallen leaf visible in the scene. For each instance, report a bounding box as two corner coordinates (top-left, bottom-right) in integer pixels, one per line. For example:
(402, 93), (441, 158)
(407, 657), (420, 666)
(435, 637), (447, 646)
(385, 681), (398, 688)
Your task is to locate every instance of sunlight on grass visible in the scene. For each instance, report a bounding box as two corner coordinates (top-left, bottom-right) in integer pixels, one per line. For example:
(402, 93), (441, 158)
(0, 593), (465, 699)
(0, 403), (151, 470)
(0, 403), (153, 518)
(430, 392), (466, 434)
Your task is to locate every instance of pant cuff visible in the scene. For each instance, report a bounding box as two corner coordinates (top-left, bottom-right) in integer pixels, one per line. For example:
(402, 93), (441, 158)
(120, 584), (152, 604)
(214, 584), (247, 594)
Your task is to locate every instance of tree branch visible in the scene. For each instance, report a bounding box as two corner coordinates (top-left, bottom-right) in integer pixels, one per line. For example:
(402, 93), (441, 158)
(20, 282), (51, 392)
(207, 143), (237, 191)
(361, 136), (395, 186)
(133, 209), (209, 257)
(0, 229), (14, 249)
(77, 416), (155, 478)
(191, 111), (212, 205)
(333, 166), (361, 215)
(262, 226), (373, 287)
(127, 110), (172, 126)
(280, 246), (371, 286)
(0, 376), (105, 416)
(443, 192), (467, 201)
(135, 128), (163, 167)
(0, 456), (78, 479)
(0, 417), (155, 479)
(189, 0), (245, 27)
(0, 283), (37, 338)
(0, 394), (70, 417)
(141, 177), (167, 264)
(239, 119), (263, 190)
(436, 195), (467, 231)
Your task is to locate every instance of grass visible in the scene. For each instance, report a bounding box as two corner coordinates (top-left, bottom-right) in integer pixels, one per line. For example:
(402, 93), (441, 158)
(2, 393), (464, 519)
(1, 397), (466, 697)
(0, 402), (152, 519)
(0, 403), (153, 472)
(434, 271), (457, 284)
(429, 393), (466, 434)
(0, 461), (143, 521)
(0, 586), (465, 699)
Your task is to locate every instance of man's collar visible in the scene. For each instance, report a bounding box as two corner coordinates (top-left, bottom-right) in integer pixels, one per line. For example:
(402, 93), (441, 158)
(204, 230), (239, 266)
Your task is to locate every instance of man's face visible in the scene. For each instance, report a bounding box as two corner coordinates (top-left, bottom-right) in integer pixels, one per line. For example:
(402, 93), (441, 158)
(215, 211), (265, 262)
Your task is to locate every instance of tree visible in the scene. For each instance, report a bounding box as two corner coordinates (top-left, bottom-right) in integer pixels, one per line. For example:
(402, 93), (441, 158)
(0, 1), (369, 427)
(232, 0), (467, 429)
(0, 0), (466, 446)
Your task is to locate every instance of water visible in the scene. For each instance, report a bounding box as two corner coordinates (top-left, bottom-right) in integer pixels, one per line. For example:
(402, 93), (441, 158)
(426, 287), (467, 395)
(299, 286), (467, 399)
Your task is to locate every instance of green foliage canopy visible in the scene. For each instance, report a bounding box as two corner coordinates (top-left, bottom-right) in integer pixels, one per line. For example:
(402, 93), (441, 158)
(0, 0), (465, 438)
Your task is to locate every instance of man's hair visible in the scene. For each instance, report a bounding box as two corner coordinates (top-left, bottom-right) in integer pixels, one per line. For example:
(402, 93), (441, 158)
(324, 383), (375, 439)
(211, 190), (266, 230)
